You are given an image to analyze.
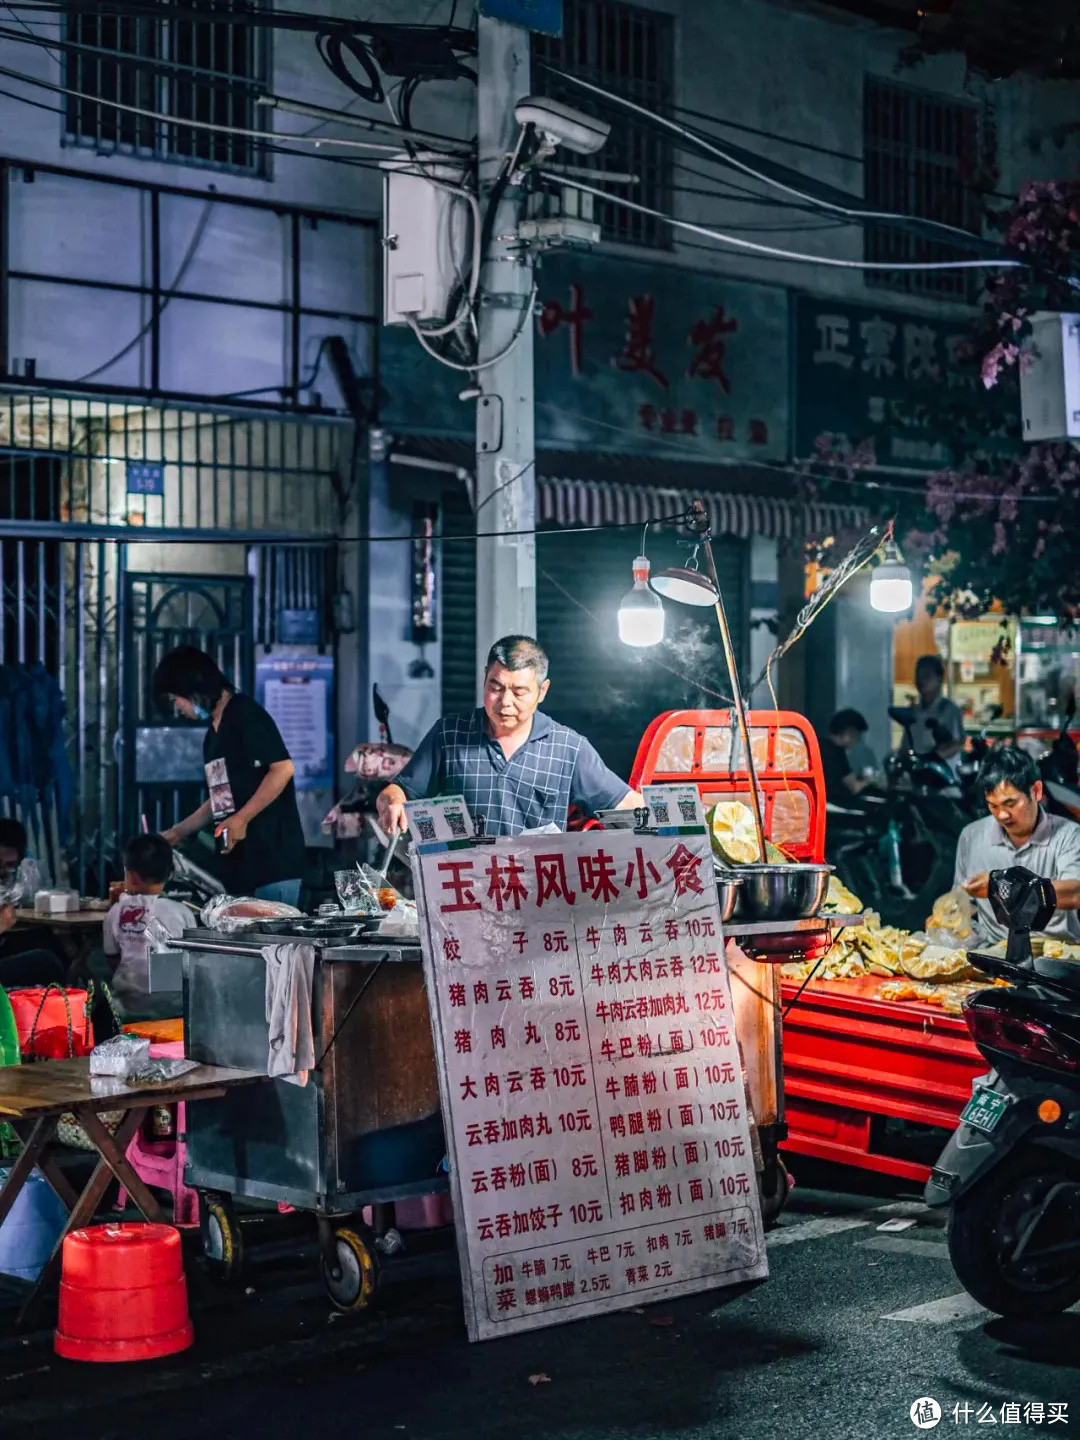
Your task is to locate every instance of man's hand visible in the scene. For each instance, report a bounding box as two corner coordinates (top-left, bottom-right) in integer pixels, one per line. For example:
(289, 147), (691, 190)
(161, 826), (182, 848)
(215, 813), (248, 852)
(962, 872), (990, 900)
(0, 903), (14, 935)
(377, 785), (410, 837)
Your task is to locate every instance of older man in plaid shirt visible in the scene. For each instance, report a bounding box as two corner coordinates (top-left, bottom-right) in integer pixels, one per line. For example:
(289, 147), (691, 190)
(377, 635), (642, 837)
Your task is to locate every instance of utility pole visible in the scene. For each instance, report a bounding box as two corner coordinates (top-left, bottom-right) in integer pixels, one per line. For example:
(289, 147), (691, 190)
(474, 14), (536, 693)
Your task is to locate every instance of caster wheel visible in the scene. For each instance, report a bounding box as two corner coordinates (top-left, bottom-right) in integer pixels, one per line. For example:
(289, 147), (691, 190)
(758, 1157), (792, 1230)
(200, 1194), (243, 1282)
(322, 1226), (378, 1312)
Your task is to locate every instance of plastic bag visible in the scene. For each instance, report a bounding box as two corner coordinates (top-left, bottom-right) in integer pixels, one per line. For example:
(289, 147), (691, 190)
(925, 887), (974, 949)
(89, 1035), (151, 1078)
(201, 895), (303, 934)
(334, 870), (382, 916)
(127, 1057), (198, 1085)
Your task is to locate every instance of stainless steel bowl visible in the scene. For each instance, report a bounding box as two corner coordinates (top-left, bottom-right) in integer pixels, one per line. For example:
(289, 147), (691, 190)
(712, 871), (742, 923)
(727, 863), (833, 922)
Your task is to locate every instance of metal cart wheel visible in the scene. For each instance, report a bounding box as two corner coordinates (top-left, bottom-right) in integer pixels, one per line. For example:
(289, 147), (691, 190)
(321, 1225), (379, 1312)
(200, 1193), (244, 1282)
(758, 1157), (792, 1230)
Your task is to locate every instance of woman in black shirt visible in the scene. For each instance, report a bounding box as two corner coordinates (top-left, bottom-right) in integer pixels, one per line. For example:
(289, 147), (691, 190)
(154, 647), (306, 905)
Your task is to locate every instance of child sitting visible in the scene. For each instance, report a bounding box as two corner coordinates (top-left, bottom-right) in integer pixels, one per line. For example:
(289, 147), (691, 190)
(104, 834), (194, 1020)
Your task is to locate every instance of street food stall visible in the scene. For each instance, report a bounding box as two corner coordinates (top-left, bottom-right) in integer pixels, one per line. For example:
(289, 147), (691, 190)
(628, 707), (987, 1185)
(177, 917), (448, 1310)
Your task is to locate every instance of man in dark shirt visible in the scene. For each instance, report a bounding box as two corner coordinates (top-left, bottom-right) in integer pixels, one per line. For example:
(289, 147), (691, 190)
(378, 635), (642, 837)
(821, 709), (878, 806)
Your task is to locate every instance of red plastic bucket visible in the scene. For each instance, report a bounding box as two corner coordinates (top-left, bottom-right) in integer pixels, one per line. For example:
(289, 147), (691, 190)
(54, 1223), (193, 1363)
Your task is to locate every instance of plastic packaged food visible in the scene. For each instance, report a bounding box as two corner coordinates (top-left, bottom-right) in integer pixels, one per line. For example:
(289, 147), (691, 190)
(127, 1057), (199, 1085)
(89, 1035), (151, 1078)
(334, 871), (382, 916)
(200, 895), (303, 933)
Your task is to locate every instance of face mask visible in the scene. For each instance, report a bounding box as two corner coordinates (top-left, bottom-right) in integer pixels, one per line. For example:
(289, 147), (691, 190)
(176, 699), (210, 722)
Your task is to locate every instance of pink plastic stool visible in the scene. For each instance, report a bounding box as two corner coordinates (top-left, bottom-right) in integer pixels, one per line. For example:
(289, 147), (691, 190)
(115, 1042), (200, 1229)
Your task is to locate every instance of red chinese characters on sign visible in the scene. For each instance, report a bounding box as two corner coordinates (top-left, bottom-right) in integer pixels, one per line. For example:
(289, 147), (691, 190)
(665, 844), (705, 897)
(535, 853), (577, 907)
(687, 306), (739, 394)
(486, 854), (528, 912)
(420, 832), (765, 1341)
(438, 859), (481, 913)
(538, 282), (594, 377)
(613, 296), (669, 391)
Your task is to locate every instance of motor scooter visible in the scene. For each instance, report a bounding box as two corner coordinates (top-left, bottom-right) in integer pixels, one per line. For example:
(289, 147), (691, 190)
(924, 866), (1080, 1317)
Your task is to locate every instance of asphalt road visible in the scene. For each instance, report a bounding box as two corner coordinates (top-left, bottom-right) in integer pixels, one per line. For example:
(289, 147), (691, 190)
(1, 1164), (1077, 1440)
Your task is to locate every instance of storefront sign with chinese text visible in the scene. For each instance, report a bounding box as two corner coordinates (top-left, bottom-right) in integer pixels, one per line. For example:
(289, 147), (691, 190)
(794, 295), (1013, 471)
(381, 253), (789, 462)
(415, 831), (768, 1342)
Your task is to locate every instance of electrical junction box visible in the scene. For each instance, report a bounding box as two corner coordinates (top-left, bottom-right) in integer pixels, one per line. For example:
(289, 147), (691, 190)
(381, 153), (470, 327)
(516, 216), (601, 249)
(1019, 311), (1080, 442)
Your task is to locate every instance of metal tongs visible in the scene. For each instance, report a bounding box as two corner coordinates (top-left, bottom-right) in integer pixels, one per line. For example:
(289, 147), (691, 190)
(376, 831), (400, 880)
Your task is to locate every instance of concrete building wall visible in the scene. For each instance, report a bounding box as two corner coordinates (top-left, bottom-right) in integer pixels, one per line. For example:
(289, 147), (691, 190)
(0, 0), (1075, 763)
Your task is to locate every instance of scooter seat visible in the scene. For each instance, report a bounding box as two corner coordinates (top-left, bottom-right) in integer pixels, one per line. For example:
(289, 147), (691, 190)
(1032, 955), (1080, 992)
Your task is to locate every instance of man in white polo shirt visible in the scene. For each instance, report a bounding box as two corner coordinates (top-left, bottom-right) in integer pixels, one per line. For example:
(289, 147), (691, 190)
(955, 748), (1080, 943)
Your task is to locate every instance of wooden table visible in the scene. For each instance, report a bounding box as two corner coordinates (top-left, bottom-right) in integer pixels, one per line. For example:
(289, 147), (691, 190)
(0, 1057), (263, 1325)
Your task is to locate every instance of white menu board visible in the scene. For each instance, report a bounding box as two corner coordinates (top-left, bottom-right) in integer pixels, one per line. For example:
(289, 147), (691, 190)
(414, 831), (768, 1343)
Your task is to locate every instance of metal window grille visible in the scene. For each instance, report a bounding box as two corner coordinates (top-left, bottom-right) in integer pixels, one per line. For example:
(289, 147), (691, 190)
(863, 77), (984, 301)
(65, 0), (268, 176)
(533, 0), (675, 250)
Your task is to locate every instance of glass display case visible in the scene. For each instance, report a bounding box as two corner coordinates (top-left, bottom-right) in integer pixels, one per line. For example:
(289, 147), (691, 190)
(1015, 618), (1080, 731)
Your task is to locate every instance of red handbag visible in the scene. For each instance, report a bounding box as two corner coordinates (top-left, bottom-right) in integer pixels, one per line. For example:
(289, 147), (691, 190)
(7, 984), (94, 1060)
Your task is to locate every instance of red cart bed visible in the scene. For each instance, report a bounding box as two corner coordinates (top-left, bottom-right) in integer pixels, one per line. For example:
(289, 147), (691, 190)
(779, 976), (982, 1182)
(631, 709), (983, 1184)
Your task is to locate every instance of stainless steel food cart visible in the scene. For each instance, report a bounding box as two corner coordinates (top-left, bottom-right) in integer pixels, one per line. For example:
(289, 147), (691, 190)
(178, 926), (448, 1311)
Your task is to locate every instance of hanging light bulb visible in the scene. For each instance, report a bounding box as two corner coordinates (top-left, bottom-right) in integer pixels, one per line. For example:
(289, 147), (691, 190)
(870, 540), (913, 614)
(618, 555), (665, 647)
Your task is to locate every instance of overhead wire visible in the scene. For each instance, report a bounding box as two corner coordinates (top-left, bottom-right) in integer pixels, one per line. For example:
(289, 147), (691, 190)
(75, 199), (214, 382)
(406, 284), (537, 371)
(0, 78), (400, 174)
(542, 173), (1021, 273)
(0, 60), (435, 153)
(539, 62), (1007, 253)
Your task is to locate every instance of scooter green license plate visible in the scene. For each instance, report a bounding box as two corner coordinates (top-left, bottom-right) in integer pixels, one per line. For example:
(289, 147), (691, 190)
(961, 1087), (1010, 1134)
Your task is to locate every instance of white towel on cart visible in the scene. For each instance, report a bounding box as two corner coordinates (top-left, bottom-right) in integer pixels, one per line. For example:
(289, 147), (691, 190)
(262, 941), (316, 1086)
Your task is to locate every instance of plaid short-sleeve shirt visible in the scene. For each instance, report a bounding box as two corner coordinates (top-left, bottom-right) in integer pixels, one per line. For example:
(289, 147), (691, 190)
(397, 709), (630, 836)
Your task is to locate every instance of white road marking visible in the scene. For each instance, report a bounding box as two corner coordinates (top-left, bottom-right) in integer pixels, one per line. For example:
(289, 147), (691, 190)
(884, 1291), (989, 1326)
(871, 1201), (939, 1222)
(857, 1236), (949, 1259)
(765, 1216), (871, 1247)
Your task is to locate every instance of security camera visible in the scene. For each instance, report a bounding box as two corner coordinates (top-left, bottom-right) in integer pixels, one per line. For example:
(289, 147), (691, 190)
(513, 96), (610, 156)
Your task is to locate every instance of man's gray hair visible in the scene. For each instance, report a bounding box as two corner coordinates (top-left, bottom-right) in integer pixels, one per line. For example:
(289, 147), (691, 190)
(485, 634), (549, 684)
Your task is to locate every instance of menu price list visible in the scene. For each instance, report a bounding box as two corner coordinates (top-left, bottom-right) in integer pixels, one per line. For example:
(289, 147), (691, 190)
(414, 832), (769, 1342)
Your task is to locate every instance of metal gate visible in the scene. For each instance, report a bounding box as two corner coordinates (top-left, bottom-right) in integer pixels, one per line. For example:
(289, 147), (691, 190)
(122, 572), (253, 847)
(0, 533), (122, 894)
(0, 388), (350, 892)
